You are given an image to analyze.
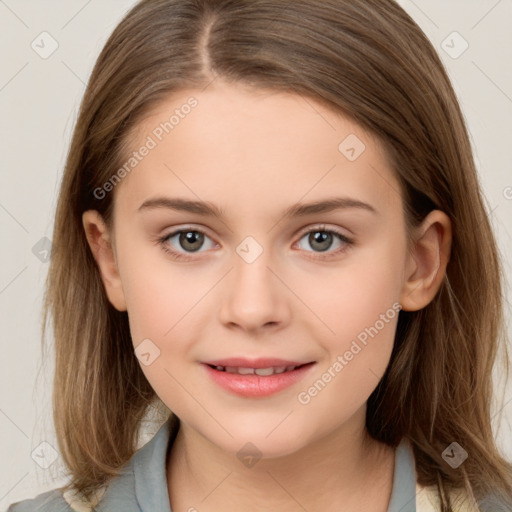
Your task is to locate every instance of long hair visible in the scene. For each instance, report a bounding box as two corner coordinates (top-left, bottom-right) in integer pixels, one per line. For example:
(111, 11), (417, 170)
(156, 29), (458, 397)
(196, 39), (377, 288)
(43, 0), (512, 508)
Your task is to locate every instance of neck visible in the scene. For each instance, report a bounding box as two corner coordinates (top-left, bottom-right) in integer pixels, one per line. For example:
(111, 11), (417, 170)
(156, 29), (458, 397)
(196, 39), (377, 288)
(166, 409), (395, 512)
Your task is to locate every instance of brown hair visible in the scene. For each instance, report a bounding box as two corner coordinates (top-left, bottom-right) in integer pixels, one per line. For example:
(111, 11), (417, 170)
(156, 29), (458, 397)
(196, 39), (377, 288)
(43, 0), (512, 509)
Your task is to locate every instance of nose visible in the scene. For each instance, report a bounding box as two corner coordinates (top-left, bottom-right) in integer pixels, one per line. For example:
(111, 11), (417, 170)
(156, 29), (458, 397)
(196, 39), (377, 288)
(218, 245), (291, 333)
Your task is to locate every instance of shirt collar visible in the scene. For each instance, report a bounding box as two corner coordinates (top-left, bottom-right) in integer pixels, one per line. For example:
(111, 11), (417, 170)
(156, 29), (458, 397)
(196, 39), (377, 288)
(387, 438), (417, 511)
(133, 415), (179, 512)
(126, 416), (416, 512)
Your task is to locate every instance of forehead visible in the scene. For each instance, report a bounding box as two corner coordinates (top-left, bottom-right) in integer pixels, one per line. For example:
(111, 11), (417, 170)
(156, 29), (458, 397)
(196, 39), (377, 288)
(114, 81), (402, 220)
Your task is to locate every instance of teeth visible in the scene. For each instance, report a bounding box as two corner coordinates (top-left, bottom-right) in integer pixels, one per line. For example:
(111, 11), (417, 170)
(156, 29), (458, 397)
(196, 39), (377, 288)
(238, 367), (255, 375)
(213, 365), (300, 376)
(255, 367), (274, 376)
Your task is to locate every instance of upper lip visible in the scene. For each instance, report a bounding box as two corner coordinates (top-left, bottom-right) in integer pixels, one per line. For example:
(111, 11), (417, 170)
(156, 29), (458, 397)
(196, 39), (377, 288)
(202, 358), (314, 369)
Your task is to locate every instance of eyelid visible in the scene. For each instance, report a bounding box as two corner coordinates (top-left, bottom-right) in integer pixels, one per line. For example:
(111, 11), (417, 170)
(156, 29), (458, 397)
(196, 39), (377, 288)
(161, 224), (217, 242)
(295, 223), (351, 240)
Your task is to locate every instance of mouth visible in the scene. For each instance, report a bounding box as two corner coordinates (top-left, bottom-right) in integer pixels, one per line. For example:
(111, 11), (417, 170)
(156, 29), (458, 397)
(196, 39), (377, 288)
(201, 360), (316, 397)
(205, 363), (311, 376)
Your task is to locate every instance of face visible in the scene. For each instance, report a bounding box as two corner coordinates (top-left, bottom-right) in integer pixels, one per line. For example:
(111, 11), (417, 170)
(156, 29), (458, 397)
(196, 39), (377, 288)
(86, 80), (434, 458)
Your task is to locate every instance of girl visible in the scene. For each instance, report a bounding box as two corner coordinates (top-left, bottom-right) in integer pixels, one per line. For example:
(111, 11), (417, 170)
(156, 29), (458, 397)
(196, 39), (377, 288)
(7, 0), (512, 511)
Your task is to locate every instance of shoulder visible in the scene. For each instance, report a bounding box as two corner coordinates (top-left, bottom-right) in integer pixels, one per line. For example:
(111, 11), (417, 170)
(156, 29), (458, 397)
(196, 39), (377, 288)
(416, 482), (481, 512)
(6, 417), (177, 512)
(5, 488), (73, 512)
(6, 485), (108, 512)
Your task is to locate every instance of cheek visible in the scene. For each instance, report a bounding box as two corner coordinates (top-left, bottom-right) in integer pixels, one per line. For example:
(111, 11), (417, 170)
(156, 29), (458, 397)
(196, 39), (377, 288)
(117, 247), (211, 413)
(117, 238), (213, 345)
(295, 231), (405, 388)
(294, 268), (402, 424)
(300, 230), (405, 341)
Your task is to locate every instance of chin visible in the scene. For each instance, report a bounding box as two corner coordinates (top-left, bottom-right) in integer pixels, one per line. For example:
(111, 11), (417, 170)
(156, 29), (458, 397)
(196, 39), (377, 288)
(205, 420), (310, 461)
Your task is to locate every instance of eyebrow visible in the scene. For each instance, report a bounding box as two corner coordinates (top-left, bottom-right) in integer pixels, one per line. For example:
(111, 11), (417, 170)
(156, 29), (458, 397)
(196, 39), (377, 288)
(137, 196), (378, 218)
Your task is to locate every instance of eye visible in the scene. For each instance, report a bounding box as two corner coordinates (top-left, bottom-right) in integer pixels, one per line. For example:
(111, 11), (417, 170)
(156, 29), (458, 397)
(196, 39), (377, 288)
(158, 227), (217, 261)
(295, 225), (353, 257)
(157, 224), (353, 262)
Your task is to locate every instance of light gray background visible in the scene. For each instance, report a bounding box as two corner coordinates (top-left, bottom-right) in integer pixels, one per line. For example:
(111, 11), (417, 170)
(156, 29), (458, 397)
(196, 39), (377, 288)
(1, 0), (511, 507)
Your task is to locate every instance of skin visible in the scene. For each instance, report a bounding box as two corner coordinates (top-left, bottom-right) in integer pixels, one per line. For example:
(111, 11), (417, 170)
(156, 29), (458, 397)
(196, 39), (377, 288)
(83, 80), (452, 512)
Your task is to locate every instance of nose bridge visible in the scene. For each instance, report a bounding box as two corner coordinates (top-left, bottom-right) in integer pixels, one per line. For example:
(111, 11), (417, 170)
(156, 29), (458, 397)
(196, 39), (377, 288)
(218, 235), (288, 331)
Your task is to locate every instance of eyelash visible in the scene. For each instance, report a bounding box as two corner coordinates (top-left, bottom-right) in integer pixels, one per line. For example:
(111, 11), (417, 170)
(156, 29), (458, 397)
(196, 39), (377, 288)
(156, 225), (354, 262)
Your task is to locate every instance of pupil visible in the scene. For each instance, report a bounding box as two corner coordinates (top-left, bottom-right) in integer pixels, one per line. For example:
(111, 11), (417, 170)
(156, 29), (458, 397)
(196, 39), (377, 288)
(310, 231), (332, 252)
(181, 231), (203, 252)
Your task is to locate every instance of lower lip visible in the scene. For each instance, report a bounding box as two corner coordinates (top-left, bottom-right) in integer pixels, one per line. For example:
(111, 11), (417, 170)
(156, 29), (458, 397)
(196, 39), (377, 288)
(202, 363), (316, 398)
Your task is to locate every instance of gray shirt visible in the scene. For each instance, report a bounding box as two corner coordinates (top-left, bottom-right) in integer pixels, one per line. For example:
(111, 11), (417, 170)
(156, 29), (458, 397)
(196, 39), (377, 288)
(6, 416), (417, 511)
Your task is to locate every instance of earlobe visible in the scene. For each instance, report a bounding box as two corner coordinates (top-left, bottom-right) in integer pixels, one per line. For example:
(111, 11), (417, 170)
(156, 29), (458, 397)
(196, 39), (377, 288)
(399, 210), (452, 312)
(82, 210), (127, 312)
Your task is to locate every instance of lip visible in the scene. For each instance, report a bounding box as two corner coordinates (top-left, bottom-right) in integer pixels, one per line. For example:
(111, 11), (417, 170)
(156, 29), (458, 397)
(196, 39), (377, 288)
(201, 360), (316, 398)
(203, 357), (310, 368)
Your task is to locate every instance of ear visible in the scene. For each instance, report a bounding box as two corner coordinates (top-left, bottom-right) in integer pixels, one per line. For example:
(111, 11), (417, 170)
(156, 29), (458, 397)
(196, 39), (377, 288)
(399, 210), (452, 311)
(82, 210), (127, 311)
